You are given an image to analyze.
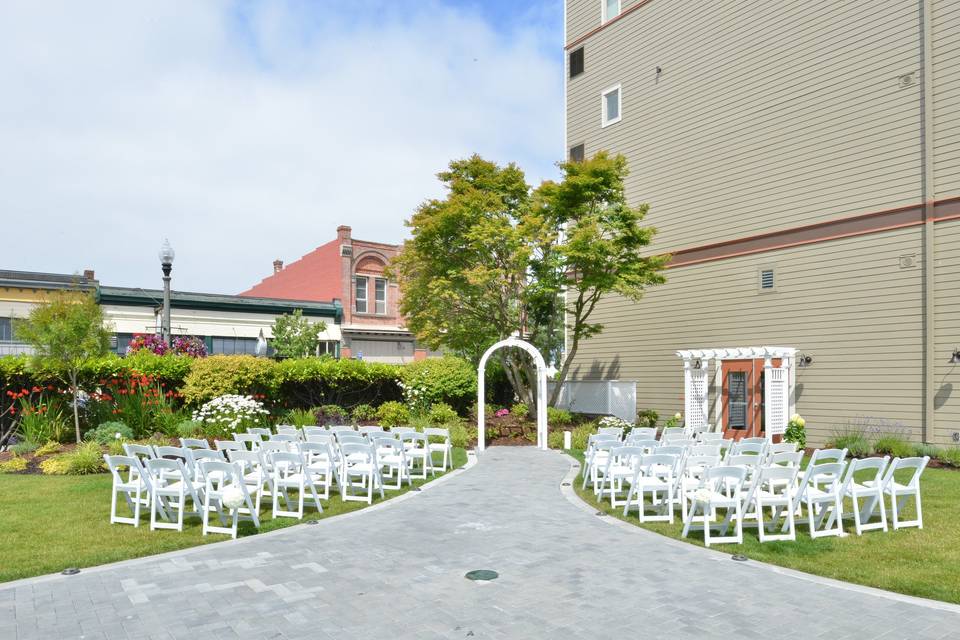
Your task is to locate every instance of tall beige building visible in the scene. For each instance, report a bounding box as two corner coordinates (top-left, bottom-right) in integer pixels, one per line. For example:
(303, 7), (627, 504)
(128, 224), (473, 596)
(564, 0), (960, 445)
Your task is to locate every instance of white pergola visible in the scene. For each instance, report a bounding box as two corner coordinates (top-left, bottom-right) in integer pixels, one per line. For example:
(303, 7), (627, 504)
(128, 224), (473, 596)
(675, 346), (797, 439)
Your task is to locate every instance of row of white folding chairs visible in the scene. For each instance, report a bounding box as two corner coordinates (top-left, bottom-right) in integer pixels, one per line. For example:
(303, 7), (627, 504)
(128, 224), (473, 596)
(594, 442), (928, 545)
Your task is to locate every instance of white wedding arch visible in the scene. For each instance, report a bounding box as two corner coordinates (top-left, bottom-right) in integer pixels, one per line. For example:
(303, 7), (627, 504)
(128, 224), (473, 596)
(476, 337), (548, 453)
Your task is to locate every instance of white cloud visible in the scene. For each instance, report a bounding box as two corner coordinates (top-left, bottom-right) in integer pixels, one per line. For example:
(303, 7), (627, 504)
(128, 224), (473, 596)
(0, 0), (562, 293)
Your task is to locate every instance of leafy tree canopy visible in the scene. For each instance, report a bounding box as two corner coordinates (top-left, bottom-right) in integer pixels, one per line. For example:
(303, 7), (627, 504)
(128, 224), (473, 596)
(271, 309), (326, 359)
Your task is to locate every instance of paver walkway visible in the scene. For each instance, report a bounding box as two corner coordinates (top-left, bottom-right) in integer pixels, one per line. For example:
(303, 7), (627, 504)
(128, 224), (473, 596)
(3, 447), (959, 639)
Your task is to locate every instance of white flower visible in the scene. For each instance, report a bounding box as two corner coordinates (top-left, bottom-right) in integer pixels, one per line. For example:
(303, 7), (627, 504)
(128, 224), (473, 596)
(221, 486), (245, 510)
(114, 432), (122, 440)
(673, 412), (682, 420)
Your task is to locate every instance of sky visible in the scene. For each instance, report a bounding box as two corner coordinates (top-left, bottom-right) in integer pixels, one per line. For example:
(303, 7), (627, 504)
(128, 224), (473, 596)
(0, 0), (564, 294)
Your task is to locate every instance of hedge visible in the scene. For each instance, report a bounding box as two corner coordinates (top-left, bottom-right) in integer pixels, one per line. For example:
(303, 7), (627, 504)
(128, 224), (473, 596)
(1, 353), (477, 413)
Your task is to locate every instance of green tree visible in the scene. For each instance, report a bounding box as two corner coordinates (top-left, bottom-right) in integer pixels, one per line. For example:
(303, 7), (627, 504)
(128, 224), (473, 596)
(270, 309), (326, 359)
(14, 290), (112, 442)
(391, 152), (666, 412)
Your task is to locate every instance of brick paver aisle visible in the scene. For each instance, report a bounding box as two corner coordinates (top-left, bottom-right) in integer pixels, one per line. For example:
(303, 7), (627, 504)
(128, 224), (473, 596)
(3, 447), (958, 639)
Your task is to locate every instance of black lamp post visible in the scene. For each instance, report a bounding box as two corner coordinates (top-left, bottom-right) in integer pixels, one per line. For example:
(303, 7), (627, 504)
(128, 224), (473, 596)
(158, 239), (175, 346)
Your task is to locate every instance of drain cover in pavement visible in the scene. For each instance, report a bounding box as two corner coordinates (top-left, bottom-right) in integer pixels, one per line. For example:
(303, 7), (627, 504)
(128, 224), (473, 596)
(61, 568), (80, 575)
(731, 554), (748, 562)
(465, 570), (499, 581)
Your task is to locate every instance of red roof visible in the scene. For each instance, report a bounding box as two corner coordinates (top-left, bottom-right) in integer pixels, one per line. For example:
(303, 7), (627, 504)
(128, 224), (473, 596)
(239, 239), (341, 301)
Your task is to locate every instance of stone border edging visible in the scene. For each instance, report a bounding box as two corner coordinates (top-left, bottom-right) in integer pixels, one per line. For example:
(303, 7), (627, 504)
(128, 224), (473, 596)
(555, 450), (960, 615)
(0, 449), (480, 592)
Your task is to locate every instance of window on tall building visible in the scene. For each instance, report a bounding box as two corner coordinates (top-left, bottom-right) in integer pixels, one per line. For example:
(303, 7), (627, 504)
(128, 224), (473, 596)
(375, 278), (387, 315)
(569, 47), (584, 78)
(211, 336), (258, 355)
(569, 143), (585, 162)
(0, 317), (12, 342)
(601, 84), (621, 127)
(602, 0), (620, 23)
(355, 275), (368, 313)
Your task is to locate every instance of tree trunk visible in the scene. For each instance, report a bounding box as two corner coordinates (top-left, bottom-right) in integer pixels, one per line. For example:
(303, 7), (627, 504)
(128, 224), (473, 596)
(70, 372), (81, 443)
(549, 336), (581, 408)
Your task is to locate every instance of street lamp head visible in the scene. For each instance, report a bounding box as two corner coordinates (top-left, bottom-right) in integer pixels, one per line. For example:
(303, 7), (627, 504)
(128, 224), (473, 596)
(158, 238), (175, 266)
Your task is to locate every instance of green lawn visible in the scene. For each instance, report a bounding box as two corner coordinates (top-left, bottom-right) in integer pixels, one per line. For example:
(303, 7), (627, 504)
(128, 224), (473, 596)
(569, 450), (960, 604)
(0, 448), (467, 583)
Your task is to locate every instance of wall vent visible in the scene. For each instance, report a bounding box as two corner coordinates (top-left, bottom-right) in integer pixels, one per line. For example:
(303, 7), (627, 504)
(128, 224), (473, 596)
(899, 254), (917, 269)
(759, 268), (775, 291)
(898, 72), (916, 88)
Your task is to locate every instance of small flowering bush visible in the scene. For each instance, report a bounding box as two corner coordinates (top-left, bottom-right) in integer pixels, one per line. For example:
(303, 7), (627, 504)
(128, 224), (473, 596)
(192, 394), (268, 439)
(89, 372), (180, 438)
(494, 408), (510, 418)
(598, 416), (631, 430)
(375, 400), (410, 428)
(126, 333), (169, 356)
(399, 380), (430, 416)
(785, 413), (806, 449)
(171, 336), (207, 358)
(664, 412), (683, 429)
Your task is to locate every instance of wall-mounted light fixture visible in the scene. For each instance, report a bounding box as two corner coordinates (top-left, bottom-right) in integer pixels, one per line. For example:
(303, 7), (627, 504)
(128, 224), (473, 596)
(797, 354), (813, 368)
(692, 358), (702, 370)
(950, 348), (960, 365)
(655, 66), (662, 80)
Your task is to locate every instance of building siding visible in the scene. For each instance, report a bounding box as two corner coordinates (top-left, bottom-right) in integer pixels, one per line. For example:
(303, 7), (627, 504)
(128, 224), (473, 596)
(566, 0), (944, 254)
(934, 218), (960, 444)
(933, 0), (960, 197)
(571, 227), (927, 446)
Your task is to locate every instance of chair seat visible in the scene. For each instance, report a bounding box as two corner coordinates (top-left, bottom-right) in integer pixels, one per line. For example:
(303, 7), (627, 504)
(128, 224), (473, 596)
(806, 487), (840, 500)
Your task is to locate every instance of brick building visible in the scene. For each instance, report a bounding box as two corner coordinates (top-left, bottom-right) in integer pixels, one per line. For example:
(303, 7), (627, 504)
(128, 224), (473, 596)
(241, 226), (425, 363)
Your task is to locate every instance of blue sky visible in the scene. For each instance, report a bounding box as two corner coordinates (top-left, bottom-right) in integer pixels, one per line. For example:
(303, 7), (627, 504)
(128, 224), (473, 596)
(0, 1), (564, 293)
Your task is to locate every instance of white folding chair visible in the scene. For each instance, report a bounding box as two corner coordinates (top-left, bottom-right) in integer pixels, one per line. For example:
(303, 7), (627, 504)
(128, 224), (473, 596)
(689, 444), (721, 457)
(233, 433), (263, 451)
(424, 427), (453, 471)
(659, 427), (686, 443)
(358, 425), (384, 435)
(145, 457), (205, 532)
(270, 434), (298, 445)
(271, 451), (324, 519)
(682, 466), (747, 547)
(215, 440), (244, 453)
(623, 453), (677, 523)
(303, 426), (329, 439)
(628, 428), (656, 440)
(276, 426), (302, 439)
(123, 443), (156, 465)
(339, 443), (384, 505)
(698, 432), (724, 443)
(828, 456), (889, 535)
(373, 438), (410, 490)
(299, 441), (341, 499)
(875, 456), (930, 530)
(796, 461), (847, 538)
(180, 438), (210, 450)
(753, 465), (799, 542)
(597, 426), (623, 440)
(401, 432), (434, 479)
(598, 446), (644, 507)
(248, 427), (272, 438)
(199, 460), (259, 538)
(583, 438), (618, 493)
(104, 454), (158, 526)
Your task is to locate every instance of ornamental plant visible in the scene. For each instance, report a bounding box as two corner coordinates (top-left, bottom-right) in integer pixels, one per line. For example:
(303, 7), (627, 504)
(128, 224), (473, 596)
(192, 394), (268, 439)
(785, 413), (807, 449)
(126, 333), (169, 356)
(664, 412), (683, 429)
(171, 336), (207, 357)
(598, 415), (631, 430)
(398, 380), (430, 416)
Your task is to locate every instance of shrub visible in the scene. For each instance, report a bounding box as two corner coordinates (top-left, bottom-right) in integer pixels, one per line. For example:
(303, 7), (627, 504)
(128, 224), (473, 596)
(107, 439), (126, 456)
(85, 421), (134, 445)
(192, 394), (268, 440)
(314, 405), (347, 426)
(15, 396), (70, 444)
(448, 422), (476, 448)
(41, 442), (105, 475)
(176, 419), (203, 438)
(570, 423), (595, 450)
(351, 403), (377, 422)
(784, 414), (807, 449)
(181, 356), (277, 405)
(547, 407), (573, 427)
(0, 456), (28, 473)
(275, 357), (401, 407)
(510, 403), (529, 419)
(9, 440), (37, 455)
(35, 441), (62, 456)
(376, 401), (410, 428)
(636, 408), (658, 430)
(283, 408), (317, 428)
(399, 356), (476, 412)
(428, 402), (460, 426)
(547, 429), (565, 449)
(151, 407), (187, 437)
(873, 436), (914, 458)
(937, 447), (960, 468)
(829, 430), (872, 458)
(914, 443), (942, 458)
(409, 413), (433, 430)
